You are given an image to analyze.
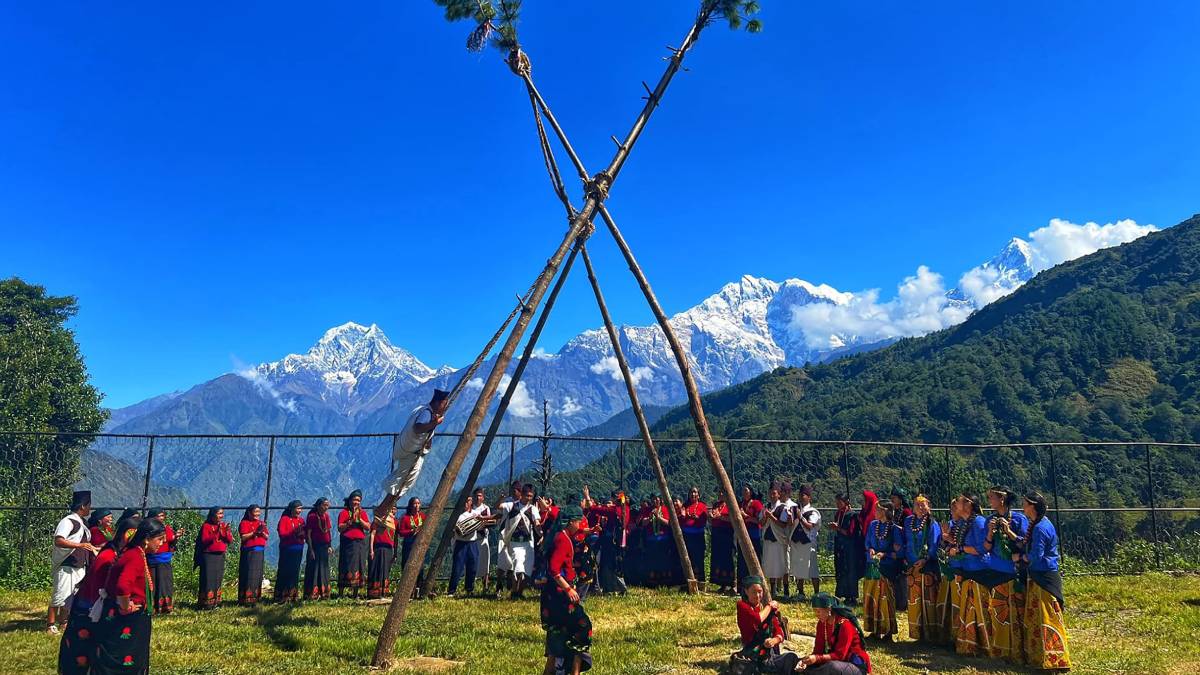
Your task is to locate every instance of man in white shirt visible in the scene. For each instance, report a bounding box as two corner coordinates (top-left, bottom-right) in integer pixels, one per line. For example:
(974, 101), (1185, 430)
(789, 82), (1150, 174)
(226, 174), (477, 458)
(760, 482), (793, 598)
(790, 484), (823, 600)
(48, 490), (97, 633)
(498, 484), (540, 599)
(471, 488), (494, 593)
(492, 481), (521, 595)
(376, 389), (450, 518)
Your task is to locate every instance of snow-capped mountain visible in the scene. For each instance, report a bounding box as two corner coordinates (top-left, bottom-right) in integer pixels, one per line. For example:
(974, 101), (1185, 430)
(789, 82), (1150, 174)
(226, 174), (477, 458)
(254, 322), (438, 417)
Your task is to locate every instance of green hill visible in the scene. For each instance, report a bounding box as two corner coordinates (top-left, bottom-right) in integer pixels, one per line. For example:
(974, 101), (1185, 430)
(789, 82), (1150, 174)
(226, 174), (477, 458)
(560, 214), (1200, 560)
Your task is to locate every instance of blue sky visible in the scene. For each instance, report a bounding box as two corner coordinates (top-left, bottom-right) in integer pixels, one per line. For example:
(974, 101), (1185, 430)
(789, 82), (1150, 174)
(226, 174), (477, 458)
(2, 1), (1198, 409)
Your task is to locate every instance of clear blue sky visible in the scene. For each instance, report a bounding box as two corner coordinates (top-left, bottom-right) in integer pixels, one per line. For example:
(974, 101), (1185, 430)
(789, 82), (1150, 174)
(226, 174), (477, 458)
(2, 1), (1198, 409)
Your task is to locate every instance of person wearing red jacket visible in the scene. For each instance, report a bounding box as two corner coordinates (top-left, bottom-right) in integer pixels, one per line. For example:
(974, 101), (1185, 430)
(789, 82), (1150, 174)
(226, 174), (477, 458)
(396, 497), (424, 569)
(275, 500), (306, 602)
(93, 518), (167, 675)
(304, 498), (333, 600)
(540, 504), (592, 675)
(195, 507), (232, 610)
(337, 489), (371, 598)
(58, 515), (140, 675)
(145, 507), (180, 614)
(801, 592), (873, 674)
(237, 505), (269, 606)
(678, 487), (708, 588)
(368, 503), (398, 599)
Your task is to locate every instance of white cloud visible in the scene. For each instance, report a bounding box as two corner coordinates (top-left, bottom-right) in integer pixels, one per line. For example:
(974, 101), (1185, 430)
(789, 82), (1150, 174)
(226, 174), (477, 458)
(789, 266), (974, 349)
(498, 374), (538, 417)
(590, 356), (655, 386)
(465, 377), (484, 390)
(558, 396), (583, 416)
(957, 265), (1012, 306)
(232, 358), (298, 414)
(532, 347), (555, 360)
(1024, 218), (1155, 273)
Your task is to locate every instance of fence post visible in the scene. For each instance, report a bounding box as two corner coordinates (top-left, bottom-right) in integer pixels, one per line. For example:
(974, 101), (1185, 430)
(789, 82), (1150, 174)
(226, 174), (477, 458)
(18, 436), (41, 568)
(619, 440), (626, 491)
(263, 436), (276, 515)
(508, 435), (515, 486)
(140, 436), (156, 509)
(1048, 445), (1064, 560)
(1145, 444), (1163, 571)
(727, 440), (736, 487)
(943, 445), (952, 508)
(841, 442), (850, 498)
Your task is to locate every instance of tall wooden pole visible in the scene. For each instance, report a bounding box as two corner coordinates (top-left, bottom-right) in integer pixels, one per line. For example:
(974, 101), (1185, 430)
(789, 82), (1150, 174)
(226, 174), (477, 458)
(418, 245), (580, 598)
(596, 202), (770, 600)
(580, 246), (697, 592)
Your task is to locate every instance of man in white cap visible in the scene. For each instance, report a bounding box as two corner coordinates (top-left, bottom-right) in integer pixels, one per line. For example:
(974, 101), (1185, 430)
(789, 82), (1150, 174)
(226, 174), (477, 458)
(376, 389), (450, 517)
(48, 490), (97, 633)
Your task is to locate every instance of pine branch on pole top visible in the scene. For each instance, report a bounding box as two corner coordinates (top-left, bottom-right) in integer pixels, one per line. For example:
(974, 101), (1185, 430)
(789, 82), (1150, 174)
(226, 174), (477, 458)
(369, 2), (766, 668)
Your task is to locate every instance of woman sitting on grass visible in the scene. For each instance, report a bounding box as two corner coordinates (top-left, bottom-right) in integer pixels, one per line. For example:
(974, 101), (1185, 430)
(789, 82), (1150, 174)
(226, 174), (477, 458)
(735, 575), (800, 673)
(800, 592), (872, 674)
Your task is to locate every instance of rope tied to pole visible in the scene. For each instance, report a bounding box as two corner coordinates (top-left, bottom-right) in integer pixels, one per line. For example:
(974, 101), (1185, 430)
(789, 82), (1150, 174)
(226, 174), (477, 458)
(586, 170), (613, 202)
(507, 48), (531, 77)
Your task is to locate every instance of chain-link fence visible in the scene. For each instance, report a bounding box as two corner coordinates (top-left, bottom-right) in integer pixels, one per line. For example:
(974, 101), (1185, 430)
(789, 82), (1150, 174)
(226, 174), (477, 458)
(2, 431), (1198, 588)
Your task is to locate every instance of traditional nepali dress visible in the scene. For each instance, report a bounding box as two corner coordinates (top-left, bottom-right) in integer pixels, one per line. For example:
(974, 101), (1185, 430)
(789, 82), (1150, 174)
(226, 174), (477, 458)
(643, 506), (679, 587)
(58, 546), (116, 674)
(146, 524), (175, 614)
(275, 514), (306, 601)
(808, 615), (873, 674)
(197, 521), (232, 609)
(985, 510), (1030, 663)
(90, 524), (113, 550)
(237, 517), (268, 605)
(94, 546), (153, 674)
(304, 510), (333, 599)
(397, 512), (423, 569)
(956, 514), (991, 656)
(586, 503), (630, 594)
(940, 518), (966, 648)
(1021, 517), (1071, 671)
(761, 500), (793, 580)
(338, 508), (371, 593)
(903, 514), (942, 643)
(541, 530), (593, 672)
(735, 599), (799, 673)
(708, 502), (736, 588)
(862, 520), (898, 638)
(368, 515), (397, 599)
(679, 500), (708, 584)
(736, 499), (765, 593)
(832, 506), (861, 604)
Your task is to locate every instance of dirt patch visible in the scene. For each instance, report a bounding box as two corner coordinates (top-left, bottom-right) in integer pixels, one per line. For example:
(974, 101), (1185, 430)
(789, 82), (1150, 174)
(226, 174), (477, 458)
(392, 656), (463, 672)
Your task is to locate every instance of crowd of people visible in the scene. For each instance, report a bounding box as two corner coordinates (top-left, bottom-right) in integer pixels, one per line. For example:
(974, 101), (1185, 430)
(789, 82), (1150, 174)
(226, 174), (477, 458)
(45, 479), (1071, 674)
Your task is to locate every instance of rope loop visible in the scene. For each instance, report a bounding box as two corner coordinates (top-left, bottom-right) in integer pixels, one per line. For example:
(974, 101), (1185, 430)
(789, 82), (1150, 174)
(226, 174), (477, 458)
(507, 48), (532, 77)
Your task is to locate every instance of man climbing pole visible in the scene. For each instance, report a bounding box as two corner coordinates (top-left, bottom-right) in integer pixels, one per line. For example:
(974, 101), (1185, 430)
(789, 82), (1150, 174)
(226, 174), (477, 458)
(377, 389), (450, 517)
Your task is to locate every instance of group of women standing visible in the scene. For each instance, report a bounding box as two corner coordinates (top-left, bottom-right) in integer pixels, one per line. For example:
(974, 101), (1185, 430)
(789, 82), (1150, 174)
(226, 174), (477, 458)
(843, 486), (1071, 671)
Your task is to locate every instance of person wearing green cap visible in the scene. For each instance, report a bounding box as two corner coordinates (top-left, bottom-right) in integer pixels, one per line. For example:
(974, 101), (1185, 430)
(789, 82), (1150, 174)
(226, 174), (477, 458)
(540, 503), (592, 675)
(801, 593), (873, 673)
(733, 575), (800, 673)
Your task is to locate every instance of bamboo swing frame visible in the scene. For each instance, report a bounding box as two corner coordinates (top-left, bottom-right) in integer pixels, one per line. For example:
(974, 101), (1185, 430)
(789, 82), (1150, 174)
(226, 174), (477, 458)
(372, 3), (767, 666)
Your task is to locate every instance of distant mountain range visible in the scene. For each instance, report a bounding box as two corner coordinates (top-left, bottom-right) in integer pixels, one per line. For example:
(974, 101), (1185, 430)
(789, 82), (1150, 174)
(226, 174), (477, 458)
(88, 226), (1152, 507)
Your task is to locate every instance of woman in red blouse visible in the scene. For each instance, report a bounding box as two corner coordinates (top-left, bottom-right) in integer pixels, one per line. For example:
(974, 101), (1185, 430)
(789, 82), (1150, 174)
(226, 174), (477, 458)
(237, 504), (269, 606)
(397, 497), (423, 569)
(58, 515), (140, 675)
(367, 503), (398, 599)
(93, 517), (167, 675)
(678, 486), (708, 588)
(801, 592), (873, 674)
(735, 574), (799, 673)
(274, 500), (306, 602)
(145, 507), (179, 614)
(88, 509), (114, 549)
(195, 506), (232, 610)
(304, 497), (333, 600)
(337, 489), (371, 598)
(737, 485), (765, 594)
(540, 504), (592, 675)
(709, 493), (736, 593)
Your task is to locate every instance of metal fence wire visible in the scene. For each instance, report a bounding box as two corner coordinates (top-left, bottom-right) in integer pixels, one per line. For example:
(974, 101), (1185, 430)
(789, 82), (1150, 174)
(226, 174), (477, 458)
(1, 431), (1198, 582)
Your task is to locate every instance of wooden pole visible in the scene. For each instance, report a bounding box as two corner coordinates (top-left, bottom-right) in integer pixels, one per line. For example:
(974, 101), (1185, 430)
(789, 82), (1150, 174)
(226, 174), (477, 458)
(580, 245), (698, 593)
(371, 223), (589, 667)
(418, 245), (580, 598)
(595, 202), (770, 600)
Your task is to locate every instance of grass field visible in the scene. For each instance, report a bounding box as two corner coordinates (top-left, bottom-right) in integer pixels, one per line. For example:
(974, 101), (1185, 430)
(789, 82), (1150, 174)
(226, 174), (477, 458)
(3, 573), (1198, 674)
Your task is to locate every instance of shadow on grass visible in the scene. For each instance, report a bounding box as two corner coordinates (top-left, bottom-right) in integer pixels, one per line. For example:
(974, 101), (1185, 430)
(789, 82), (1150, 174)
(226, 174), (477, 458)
(872, 639), (1040, 674)
(255, 603), (316, 652)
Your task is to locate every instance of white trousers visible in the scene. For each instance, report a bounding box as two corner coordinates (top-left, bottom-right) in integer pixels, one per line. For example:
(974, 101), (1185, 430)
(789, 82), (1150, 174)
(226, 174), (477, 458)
(382, 451), (424, 497)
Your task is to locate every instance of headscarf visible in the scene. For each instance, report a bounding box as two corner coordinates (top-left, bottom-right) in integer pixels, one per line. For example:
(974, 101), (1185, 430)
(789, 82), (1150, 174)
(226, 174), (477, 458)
(119, 507), (140, 523)
(811, 592), (865, 642)
(242, 504), (260, 521)
(146, 507), (166, 519)
(88, 508), (112, 527)
(311, 497), (329, 513)
(889, 486), (910, 508)
(344, 489), (363, 509)
(858, 490), (879, 534)
(285, 500), (303, 517)
(559, 503), (584, 523)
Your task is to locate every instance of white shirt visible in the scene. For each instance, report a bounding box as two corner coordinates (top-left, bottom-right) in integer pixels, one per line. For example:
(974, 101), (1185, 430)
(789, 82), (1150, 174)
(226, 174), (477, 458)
(52, 512), (89, 567)
(797, 503), (822, 544)
(397, 405), (435, 457)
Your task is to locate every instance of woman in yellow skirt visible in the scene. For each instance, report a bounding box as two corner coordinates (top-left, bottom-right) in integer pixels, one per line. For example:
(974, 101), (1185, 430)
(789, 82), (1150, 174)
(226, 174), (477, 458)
(983, 486), (1031, 663)
(1017, 492), (1071, 671)
(904, 495), (942, 643)
(936, 498), (965, 648)
(862, 502), (899, 640)
(952, 493), (991, 657)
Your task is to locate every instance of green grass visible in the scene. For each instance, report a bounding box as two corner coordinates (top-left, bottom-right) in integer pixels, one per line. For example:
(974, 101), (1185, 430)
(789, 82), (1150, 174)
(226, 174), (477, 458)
(3, 574), (1198, 674)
